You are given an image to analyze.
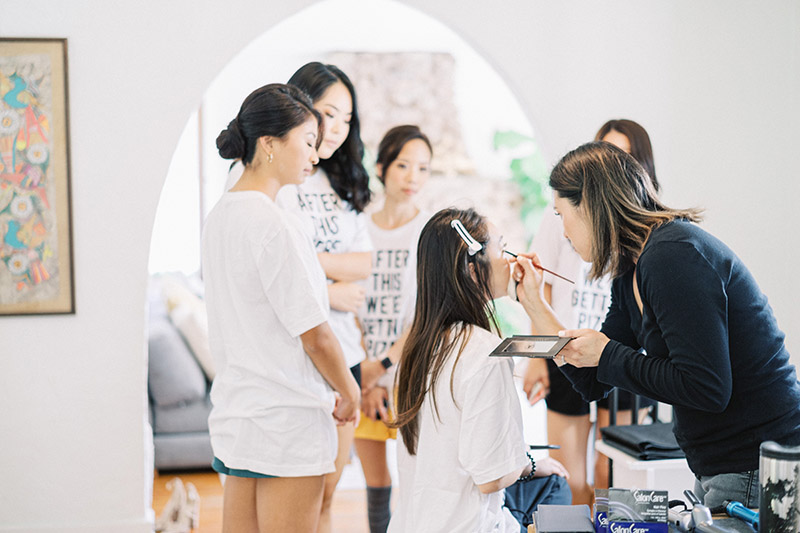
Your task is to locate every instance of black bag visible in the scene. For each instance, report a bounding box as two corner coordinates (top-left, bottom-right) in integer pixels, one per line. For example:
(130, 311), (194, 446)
(600, 421), (685, 460)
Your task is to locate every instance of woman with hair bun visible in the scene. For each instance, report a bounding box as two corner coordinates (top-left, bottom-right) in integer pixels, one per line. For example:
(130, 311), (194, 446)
(277, 62), (373, 532)
(203, 83), (360, 532)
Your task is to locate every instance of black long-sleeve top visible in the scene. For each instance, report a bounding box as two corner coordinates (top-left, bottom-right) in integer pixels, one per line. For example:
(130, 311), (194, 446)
(561, 220), (800, 476)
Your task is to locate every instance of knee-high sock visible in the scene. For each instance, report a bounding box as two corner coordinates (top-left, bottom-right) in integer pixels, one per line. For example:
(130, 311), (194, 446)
(366, 485), (392, 533)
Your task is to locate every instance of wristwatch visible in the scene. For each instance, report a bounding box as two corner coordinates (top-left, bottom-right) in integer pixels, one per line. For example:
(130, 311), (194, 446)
(380, 356), (393, 370)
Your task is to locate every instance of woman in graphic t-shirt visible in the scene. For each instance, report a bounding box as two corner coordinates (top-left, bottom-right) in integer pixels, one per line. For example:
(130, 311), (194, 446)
(354, 125), (432, 532)
(276, 62), (373, 533)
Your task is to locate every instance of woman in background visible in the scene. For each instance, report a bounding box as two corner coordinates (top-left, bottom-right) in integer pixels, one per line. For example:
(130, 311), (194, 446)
(355, 125), (432, 533)
(523, 119), (658, 502)
(515, 141), (800, 508)
(390, 208), (570, 533)
(278, 62), (373, 533)
(203, 83), (360, 532)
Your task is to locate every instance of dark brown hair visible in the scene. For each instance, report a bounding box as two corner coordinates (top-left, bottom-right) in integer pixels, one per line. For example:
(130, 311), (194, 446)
(376, 125), (432, 184)
(288, 62), (371, 213)
(549, 142), (702, 279)
(390, 208), (499, 455)
(595, 119), (660, 193)
(216, 83), (321, 165)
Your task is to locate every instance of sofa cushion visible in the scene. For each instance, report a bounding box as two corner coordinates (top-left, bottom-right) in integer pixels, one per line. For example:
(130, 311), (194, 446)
(153, 432), (213, 470)
(170, 302), (215, 381)
(148, 318), (207, 408)
(148, 276), (169, 323)
(152, 396), (212, 434)
(161, 274), (216, 381)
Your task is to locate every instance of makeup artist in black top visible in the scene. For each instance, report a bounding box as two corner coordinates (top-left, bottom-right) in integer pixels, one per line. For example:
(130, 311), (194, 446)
(513, 141), (800, 509)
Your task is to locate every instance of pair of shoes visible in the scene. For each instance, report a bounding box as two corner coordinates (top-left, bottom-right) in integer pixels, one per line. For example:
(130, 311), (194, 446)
(163, 482), (199, 533)
(155, 478), (185, 532)
(155, 478), (200, 532)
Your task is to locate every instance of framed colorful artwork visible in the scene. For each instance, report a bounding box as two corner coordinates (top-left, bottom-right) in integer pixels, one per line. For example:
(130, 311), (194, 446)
(0, 38), (74, 315)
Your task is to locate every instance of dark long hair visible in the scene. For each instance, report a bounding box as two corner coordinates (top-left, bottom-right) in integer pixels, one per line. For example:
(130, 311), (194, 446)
(216, 84), (321, 165)
(376, 125), (432, 184)
(550, 142), (702, 279)
(288, 62), (371, 212)
(390, 208), (499, 455)
(595, 119), (660, 192)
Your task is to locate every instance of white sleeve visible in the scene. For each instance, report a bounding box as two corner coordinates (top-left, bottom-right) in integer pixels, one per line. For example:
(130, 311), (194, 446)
(530, 205), (563, 286)
(349, 211), (373, 253)
(258, 226), (328, 338)
(398, 214), (428, 328)
(275, 185), (299, 211)
(398, 246), (418, 330)
(377, 364), (396, 399)
(457, 357), (529, 486)
(224, 161), (244, 192)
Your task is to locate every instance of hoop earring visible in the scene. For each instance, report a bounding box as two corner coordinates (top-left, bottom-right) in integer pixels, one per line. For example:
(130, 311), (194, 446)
(268, 153), (274, 164)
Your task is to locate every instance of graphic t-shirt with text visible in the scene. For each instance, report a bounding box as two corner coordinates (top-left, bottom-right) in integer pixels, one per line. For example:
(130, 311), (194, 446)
(359, 211), (429, 360)
(276, 170), (372, 367)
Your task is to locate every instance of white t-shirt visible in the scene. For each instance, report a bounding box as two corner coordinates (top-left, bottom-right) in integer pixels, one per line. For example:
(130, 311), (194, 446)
(359, 210), (429, 360)
(389, 326), (529, 533)
(276, 170), (372, 368)
(202, 191), (337, 477)
(531, 207), (612, 329)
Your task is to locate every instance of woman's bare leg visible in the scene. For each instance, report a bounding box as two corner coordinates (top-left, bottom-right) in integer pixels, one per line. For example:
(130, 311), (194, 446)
(318, 422), (356, 533)
(354, 438), (391, 487)
(255, 475), (325, 533)
(222, 476), (258, 533)
(355, 438), (392, 532)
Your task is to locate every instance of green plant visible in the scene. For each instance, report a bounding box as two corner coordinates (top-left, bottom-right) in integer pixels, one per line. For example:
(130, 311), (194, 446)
(492, 130), (552, 335)
(493, 130), (551, 248)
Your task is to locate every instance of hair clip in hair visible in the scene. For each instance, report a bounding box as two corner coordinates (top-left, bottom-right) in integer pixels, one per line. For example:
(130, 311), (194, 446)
(450, 219), (483, 256)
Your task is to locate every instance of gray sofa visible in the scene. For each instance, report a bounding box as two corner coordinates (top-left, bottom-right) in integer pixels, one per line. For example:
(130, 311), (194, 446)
(147, 277), (214, 471)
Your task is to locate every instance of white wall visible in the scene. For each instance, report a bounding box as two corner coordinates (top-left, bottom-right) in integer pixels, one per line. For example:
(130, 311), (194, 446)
(0, 1), (797, 530)
(149, 111), (201, 274)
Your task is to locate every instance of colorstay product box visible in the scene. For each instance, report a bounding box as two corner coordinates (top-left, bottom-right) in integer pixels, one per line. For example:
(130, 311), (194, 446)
(606, 488), (668, 533)
(594, 489), (608, 533)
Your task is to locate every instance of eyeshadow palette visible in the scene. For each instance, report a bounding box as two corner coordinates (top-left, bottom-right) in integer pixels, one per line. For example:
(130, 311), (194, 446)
(489, 335), (573, 358)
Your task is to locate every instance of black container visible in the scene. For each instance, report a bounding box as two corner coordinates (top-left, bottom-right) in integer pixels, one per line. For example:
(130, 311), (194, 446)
(759, 441), (800, 532)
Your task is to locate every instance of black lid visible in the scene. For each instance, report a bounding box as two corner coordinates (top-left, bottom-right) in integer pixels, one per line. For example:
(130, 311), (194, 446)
(760, 441), (800, 460)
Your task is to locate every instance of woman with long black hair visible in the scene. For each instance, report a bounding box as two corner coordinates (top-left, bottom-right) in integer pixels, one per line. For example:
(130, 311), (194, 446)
(390, 208), (570, 533)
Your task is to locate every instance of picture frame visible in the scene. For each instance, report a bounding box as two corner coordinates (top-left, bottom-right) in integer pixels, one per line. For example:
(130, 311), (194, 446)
(0, 38), (74, 315)
(489, 335), (573, 358)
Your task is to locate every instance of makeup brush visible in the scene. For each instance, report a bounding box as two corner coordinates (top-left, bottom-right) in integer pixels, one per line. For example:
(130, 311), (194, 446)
(504, 249), (575, 284)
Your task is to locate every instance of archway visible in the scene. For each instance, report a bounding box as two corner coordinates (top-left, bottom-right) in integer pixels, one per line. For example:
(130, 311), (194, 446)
(150, 0), (544, 275)
(147, 0), (546, 519)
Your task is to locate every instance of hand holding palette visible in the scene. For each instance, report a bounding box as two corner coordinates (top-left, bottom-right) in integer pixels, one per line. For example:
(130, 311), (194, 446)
(489, 335), (573, 359)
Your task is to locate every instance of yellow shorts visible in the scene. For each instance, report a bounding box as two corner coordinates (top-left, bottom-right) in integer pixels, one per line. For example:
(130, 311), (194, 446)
(354, 410), (397, 441)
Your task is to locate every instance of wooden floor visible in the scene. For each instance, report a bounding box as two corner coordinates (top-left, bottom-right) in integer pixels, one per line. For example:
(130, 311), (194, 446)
(152, 470), (370, 533)
(152, 386), (547, 532)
